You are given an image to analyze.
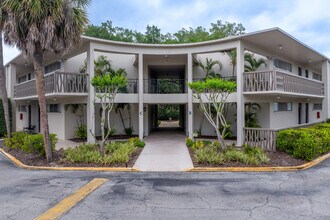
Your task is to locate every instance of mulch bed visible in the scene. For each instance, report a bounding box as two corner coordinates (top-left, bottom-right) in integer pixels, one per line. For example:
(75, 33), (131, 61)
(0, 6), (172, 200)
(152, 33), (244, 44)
(1, 146), (143, 168)
(69, 135), (139, 143)
(188, 148), (307, 167)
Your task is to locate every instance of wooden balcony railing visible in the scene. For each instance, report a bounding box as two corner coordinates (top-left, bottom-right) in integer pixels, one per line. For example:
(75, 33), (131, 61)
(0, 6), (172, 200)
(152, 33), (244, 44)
(243, 69), (324, 96)
(243, 127), (277, 151)
(14, 72), (89, 98)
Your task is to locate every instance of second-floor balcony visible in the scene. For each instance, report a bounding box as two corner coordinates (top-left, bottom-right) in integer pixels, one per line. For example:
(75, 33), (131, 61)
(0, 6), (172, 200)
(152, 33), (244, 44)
(144, 79), (186, 94)
(243, 69), (324, 97)
(14, 72), (89, 99)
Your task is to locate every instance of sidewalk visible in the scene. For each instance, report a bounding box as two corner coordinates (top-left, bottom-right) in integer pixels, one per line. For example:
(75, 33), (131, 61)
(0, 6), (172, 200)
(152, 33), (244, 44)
(133, 129), (193, 171)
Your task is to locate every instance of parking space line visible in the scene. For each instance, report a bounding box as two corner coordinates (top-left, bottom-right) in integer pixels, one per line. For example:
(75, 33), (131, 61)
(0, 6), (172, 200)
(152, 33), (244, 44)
(35, 178), (108, 220)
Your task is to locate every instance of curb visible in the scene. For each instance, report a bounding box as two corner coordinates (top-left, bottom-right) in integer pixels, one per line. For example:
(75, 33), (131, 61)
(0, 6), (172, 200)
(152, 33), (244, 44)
(186, 153), (330, 172)
(1, 148), (329, 172)
(0, 148), (140, 172)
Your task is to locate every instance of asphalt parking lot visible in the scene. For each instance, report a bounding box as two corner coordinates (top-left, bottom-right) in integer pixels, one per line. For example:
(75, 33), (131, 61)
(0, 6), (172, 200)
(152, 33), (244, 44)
(1, 152), (330, 220)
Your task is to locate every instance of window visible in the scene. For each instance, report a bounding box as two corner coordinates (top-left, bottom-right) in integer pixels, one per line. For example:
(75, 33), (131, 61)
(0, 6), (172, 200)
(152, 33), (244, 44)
(273, 102), (292, 112)
(45, 62), (61, 74)
(18, 105), (27, 112)
(313, 103), (322, 110)
(298, 67), (302, 76)
(17, 75), (27, 84)
(305, 69), (309, 78)
(274, 59), (292, 72)
(47, 104), (60, 113)
(313, 72), (322, 81)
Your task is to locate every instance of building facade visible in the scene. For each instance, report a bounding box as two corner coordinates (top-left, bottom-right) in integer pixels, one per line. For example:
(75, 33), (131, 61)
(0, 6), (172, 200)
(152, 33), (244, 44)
(5, 28), (330, 147)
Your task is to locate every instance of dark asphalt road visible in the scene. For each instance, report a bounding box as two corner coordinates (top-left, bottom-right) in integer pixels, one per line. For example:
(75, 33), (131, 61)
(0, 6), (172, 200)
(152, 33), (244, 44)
(0, 151), (330, 220)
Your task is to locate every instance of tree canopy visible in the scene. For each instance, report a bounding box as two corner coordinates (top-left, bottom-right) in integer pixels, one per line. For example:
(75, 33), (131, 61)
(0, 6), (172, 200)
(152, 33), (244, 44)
(84, 20), (245, 44)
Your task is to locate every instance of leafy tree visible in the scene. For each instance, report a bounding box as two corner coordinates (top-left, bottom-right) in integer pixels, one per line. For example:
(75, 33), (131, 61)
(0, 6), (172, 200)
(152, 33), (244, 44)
(195, 58), (222, 136)
(244, 53), (266, 72)
(189, 78), (237, 148)
(2, 0), (90, 162)
(209, 20), (245, 39)
(84, 20), (245, 44)
(90, 56), (127, 155)
(144, 25), (163, 44)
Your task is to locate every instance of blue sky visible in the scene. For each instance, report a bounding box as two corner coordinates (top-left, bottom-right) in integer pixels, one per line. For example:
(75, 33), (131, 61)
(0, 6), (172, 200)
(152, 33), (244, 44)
(3, 0), (330, 64)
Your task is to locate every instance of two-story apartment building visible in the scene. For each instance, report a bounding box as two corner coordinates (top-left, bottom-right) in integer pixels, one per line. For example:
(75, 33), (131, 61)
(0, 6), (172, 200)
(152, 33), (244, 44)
(5, 28), (330, 147)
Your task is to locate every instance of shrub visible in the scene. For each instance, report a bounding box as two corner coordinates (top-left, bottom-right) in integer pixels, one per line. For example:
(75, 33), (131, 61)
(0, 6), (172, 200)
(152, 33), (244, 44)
(128, 137), (145, 148)
(277, 124), (330, 161)
(64, 141), (137, 165)
(110, 142), (136, 164)
(75, 125), (87, 139)
(64, 144), (104, 164)
(5, 131), (27, 149)
(125, 127), (133, 136)
(5, 132), (58, 156)
(190, 140), (269, 166)
(185, 138), (195, 147)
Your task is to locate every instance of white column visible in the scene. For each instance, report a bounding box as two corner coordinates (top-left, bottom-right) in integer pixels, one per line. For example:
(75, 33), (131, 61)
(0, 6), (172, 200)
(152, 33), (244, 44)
(236, 41), (245, 147)
(7, 64), (16, 98)
(322, 60), (330, 120)
(187, 53), (193, 138)
(138, 53), (144, 140)
(87, 43), (95, 143)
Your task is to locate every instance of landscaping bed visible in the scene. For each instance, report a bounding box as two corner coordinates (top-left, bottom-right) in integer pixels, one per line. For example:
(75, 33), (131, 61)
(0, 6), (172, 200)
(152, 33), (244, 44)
(188, 147), (306, 167)
(1, 132), (144, 168)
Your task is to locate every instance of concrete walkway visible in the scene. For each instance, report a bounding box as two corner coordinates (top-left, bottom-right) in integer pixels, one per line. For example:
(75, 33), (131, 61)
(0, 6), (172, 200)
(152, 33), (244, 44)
(133, 128), (193, 171)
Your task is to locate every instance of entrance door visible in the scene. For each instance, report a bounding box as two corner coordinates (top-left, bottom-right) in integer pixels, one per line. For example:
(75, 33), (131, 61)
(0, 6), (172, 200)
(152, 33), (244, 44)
(305, 103), (309, 123)
(38, 106), (41, 132)
(28, 105), (32, 126)
(298, 103), (302, 124)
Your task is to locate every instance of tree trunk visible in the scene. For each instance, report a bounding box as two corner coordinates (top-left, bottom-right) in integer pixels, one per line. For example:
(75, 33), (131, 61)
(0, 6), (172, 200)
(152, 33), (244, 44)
(100, 106), (105, 156)
(198, 114), (204, 137)
(33, 49), (52, 162)
(215, 128), (226, 150)
(0, 35), (11, 138)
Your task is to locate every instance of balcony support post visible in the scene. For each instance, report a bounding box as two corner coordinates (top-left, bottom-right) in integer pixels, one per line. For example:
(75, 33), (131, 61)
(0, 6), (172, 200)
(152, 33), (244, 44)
(236, 41), (245, 147)
(187, 53), (194, 139)
(87, 43), (95, 144)
(138, 53), (144, 140)
(322, 60), (330, 120)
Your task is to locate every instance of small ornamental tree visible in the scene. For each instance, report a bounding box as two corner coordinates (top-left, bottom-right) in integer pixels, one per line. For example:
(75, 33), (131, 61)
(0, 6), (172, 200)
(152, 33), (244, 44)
(189, 78), (237, 149)
(91, 68), (127, 155)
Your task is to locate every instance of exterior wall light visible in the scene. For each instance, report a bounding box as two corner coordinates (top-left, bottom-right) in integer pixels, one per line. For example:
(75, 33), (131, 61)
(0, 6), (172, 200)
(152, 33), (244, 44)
(278, 45), (282, 50)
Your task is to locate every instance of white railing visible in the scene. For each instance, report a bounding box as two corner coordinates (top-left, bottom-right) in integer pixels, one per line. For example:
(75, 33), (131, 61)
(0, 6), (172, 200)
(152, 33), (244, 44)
(243, 69), (324, 96)
(14, 72), (89, 98)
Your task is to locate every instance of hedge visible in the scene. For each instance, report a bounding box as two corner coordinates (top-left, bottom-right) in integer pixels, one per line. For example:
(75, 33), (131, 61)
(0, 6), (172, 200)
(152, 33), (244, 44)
(276, 123), (330, 161)
(0, 98), (12, 138)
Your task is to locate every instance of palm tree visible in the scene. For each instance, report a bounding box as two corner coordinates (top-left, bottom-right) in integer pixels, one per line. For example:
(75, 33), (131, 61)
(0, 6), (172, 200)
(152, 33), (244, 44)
(0, 37), (11, 139)
(196, 58), (222, 79)
(195, 58), (222, 136)
(244, 53), (266, 72)
(224, 50), (237, 77)
(245, 102), (262, 128)
(2, 0), (90, 162)
(0, 1), (11, 139)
